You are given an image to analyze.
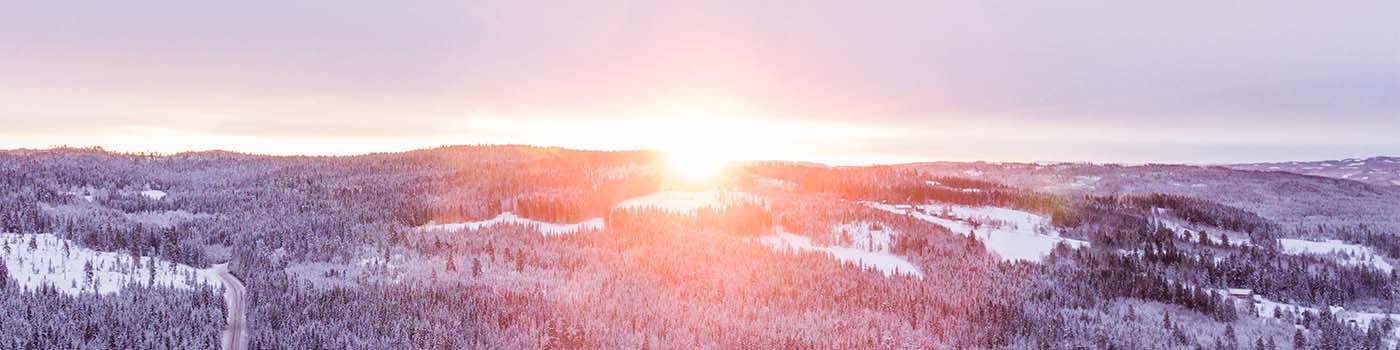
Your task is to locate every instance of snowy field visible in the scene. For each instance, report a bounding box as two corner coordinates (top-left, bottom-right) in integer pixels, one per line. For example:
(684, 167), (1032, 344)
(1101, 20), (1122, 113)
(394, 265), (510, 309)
(1149, 208), (1255, 246)
(758, 225), (923, 278)
(139, 189), (168, 200)
(865, 202), (1088, 262)
(1277, 238), (1393, 272)
(64, 188), (167, 202)
(72, 192), (95, 202)
(832, 221), (897, 253)
(1, 233), (222, 295)
(614, 190), (759, 214)
(1216, 289), (1400, 340)
(416, 212), (604, 236)
(128, 210), (212, 228)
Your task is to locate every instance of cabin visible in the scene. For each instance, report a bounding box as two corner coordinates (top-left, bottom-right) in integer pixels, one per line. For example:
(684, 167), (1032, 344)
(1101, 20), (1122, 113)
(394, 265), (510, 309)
(1227, 288), (1253, 299)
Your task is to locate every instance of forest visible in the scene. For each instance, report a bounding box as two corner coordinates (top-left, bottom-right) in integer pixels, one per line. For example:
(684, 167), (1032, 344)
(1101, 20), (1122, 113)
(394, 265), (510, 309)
(1, 146), (1397, 349)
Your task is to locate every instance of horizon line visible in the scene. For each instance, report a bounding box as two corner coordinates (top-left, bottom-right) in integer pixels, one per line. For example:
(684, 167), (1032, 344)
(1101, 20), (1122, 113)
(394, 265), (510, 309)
(4, 143), (1394, 168)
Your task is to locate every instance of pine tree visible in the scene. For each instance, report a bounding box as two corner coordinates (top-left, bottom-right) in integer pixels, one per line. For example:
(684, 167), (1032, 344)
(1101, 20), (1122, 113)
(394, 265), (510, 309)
(1173, 326), (1190, 345)
(471, 257), (482, 278)
(1224, 323), (1237, 350)
(514, 250), (525, 273)
(83, 260), (95, 292)
(1365, 323), (1385, 350)
(0, 259), (8, 289)
(147, 257), (157, 286)
(445, 255), (457, 272)
(486, 241), (496, 261)
(1293, 329), (1306, 350)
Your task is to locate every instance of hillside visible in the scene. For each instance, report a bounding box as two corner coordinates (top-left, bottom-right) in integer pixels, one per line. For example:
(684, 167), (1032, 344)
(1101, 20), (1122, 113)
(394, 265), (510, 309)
(903, 161), (1400, 233)
(1231, 156), (1400, 188)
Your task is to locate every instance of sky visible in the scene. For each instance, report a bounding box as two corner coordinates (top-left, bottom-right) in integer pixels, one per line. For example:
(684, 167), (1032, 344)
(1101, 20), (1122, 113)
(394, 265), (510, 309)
(2, 0), (1398, 164)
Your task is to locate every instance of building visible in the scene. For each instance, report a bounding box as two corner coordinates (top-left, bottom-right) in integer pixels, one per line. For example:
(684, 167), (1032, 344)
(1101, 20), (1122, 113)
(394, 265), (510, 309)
(1227, 288), (1253, 299)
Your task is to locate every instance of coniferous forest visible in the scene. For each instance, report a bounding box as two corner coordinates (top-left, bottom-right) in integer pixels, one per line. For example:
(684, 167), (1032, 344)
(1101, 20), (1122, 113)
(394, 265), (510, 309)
(2, 146), (1399, 349)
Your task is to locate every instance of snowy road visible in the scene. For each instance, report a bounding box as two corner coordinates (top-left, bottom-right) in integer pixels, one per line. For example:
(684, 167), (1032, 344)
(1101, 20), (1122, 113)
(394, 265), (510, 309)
(216, 264), (248, 350)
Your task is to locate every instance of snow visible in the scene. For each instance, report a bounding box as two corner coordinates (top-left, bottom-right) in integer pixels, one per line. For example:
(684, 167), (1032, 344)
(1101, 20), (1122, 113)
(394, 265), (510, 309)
(1278, 239), (1393, 272)
(596, 164), (648, 180)
(1220, 289), (1320, 321)
(864, 202), (1088, 262)
(1224, 289), (1400, 340)
(139, 189), (167, 200)
(614, 190), (759, 214)
(127, 210), (210, 228)
(1155, 218), (1244, 246)
(1149, 211), (1201, 239)
(753, 176), (797, 191)
(1153, 217), (1192, 236)
(1, 233), (222, 295)
(416, 212), (604, 236)
(1151, 208), (1256, 246)
(757, 226), (922, 278)
(1332, 309), (1400, 343)
(832, 221), (897, 253)
(1071, 175), (1101, 188)
(927, 180), (984, 192)
(961, 170), (984, 177)
(66, 191), (95, 202)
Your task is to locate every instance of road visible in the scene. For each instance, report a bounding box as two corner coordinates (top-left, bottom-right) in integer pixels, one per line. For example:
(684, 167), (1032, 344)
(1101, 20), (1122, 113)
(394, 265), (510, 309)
(214, 264), (248, 350)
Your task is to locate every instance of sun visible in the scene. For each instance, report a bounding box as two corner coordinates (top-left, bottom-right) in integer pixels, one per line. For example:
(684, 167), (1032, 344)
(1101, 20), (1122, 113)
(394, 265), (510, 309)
(664, 146), (732, 182)
(648, 116), (746, 182)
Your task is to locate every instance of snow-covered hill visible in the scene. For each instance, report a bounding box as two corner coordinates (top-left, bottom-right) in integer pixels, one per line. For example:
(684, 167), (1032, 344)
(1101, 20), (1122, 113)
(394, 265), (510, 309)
(865, 202), (1089, 262)
(1, 233), (222, 295)
(1231, 156), (1400, 188)
(758, 225), (923, 278)
(903, 161), (1400, 233)
(1277, 238), (1394, 273)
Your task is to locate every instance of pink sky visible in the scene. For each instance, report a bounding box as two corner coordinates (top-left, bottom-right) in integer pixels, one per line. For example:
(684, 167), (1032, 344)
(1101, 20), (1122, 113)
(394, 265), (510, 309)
(3, 1), (1398, 164)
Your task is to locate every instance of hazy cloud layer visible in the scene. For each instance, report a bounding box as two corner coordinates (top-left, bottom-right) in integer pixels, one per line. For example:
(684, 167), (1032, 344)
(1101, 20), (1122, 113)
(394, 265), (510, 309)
(3, 0), (1397, 162)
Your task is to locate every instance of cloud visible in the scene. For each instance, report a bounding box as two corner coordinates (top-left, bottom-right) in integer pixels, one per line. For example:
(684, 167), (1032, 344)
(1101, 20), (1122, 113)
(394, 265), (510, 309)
(1, 0), (1397, 161)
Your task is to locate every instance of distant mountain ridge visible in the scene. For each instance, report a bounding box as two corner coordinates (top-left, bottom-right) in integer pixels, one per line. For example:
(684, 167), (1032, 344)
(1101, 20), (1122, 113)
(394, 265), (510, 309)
(1229, 156), (1400, 187)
